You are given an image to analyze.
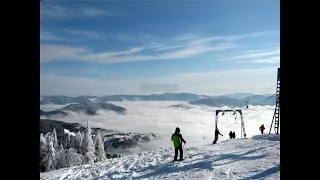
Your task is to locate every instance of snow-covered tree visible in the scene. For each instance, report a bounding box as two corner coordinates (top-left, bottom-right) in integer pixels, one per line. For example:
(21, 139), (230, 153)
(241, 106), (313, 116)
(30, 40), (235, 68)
(81, 121), (96, 164)
(59, 143), (64, 150)
(94, 131), (106, 162)
(81, 131), (85, 144)
(74, 131), (83, 153)
(69, 134), (75, 149)
(55, 144), (66, 169)
(44, 132), (51, 140)
(65, 148), (83, 167)
(43, 136), (56, 171)
(40, 133), (47, 171)
(52, 129), (59, 149)
(40, 133), (47, 156)
(64, 132), (71, 149)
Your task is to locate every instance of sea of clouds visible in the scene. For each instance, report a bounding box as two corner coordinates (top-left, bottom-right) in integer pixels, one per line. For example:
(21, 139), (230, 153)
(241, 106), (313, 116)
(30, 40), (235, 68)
(40, 101), (277, 153)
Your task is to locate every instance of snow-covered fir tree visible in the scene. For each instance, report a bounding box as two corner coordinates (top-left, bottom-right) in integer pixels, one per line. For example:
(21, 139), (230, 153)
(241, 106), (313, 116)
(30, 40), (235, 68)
(40, 133), (47, 158)
(43, 136), (56, 171)
(81, 121), (96, 164)
(55, 144), (66, 169)
(44, 132), (51, 140)
(69, 134), (75, 149)
(94, 131), (106, 162)
(65, 148), (83, 167)
(74, 131), (83, 153)
(40, 133), (47, 171)
(52, 129), (59, 149)
(64, 133), (71, 149)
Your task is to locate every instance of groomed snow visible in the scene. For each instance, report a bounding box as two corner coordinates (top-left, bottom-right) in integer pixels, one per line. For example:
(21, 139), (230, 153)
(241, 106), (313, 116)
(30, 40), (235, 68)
(40, 134), (280, 180)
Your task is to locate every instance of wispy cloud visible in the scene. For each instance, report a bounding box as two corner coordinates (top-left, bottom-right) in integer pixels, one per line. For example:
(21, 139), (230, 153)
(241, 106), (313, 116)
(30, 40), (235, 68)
(40, 28), (106, 42)
(40, 31), (275, 64)
(118, 31), (274, 50)
(165, 66), (277, 80)
(80, 8), (115, 17)
(40, 5), (67, 18)
(40, 5), (115, 19)
(40, 45), (87, 63)
(238, 56), (280, 64)
(62, 29), (105, 39)
(232, 49), (279, 59)
(152, 45), (186, 51)
(117, 33), (156, 44)
(219, 46), (280, 64)
(40, 43), (234, 63)
(40, 30), (64, 41)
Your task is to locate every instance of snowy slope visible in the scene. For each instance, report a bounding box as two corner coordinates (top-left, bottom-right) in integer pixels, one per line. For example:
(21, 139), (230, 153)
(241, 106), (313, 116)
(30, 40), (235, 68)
(40, 134), (280, 180)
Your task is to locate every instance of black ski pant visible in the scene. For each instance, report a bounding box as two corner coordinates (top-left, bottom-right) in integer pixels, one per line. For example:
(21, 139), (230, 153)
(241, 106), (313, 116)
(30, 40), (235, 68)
(174, 146), (183, 160)
(212, 135), (218, 144)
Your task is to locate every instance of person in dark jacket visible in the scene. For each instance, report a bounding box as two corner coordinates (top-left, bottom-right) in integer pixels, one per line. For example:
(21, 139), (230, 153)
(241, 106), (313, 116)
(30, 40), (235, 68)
(259, 124), (265, 134)
(171, 127), (186, 162)
(212, 128), (223, 144)
(229, 131), (233, 139)
(233, 131), (236, 139)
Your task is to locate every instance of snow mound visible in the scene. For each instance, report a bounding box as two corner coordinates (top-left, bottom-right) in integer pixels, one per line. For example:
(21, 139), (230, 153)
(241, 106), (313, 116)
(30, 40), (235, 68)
(40, 134), (280, 180)
(252, 134), (280, 141)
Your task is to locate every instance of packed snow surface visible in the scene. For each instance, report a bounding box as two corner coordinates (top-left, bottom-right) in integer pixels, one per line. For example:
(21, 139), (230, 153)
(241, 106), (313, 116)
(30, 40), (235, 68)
(40, 134), (280, 180)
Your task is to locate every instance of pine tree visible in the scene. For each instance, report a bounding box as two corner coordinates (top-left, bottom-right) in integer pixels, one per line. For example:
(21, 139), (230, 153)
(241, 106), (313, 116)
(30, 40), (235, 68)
(69, 134), (75, 149)
(55, 144), (66, 169)
(52, 129), (59, 149)
(40, 133), (47, 172)
(43, 136), (56, 171)
(74, 131), (83, 153)
(40, 133), (47, 156)
(81, 131), (85, 153)
(44, 132), (51, 140)
(65, 148), (83, 167)
(81, 121), (96, 164)
(94, 131), (106, 162)
(64, 133), (71, 149)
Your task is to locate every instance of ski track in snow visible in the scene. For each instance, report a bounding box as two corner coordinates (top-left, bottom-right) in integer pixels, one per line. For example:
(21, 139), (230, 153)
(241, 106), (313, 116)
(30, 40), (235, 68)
(40, 134), (280, 180)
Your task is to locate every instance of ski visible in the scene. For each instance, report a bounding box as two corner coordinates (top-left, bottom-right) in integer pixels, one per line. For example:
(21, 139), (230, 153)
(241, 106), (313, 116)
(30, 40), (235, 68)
(170, 156), (192, 163)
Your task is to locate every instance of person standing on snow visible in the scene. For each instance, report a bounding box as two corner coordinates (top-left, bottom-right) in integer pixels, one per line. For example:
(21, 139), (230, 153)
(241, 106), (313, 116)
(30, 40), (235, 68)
(229, 131), (233, 139)
(259, 124), (265, 134)
(212, 128), (223, 144)
(171, 127), (186, 162)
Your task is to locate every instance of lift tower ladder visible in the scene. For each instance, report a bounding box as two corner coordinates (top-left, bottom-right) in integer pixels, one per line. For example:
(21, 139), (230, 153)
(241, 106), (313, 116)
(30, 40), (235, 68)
(269, 68), (280, 134)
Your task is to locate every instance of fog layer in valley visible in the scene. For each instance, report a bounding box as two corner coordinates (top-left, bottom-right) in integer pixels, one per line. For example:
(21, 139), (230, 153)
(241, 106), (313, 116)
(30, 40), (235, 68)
(41, 101), (276, 153)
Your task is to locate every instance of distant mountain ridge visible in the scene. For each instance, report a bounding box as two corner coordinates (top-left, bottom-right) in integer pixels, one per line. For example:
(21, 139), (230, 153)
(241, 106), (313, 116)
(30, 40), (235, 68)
(40, 95), (96, 105)
(40, 93), (273, 105)
(40, 102), (126, 118)
(39, 119), (117, 137)
(188, 94), (276, 107)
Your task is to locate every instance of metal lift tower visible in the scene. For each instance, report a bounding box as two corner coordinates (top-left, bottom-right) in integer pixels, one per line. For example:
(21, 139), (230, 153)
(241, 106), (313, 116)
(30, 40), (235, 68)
(215, 109), (247, 138)
(269, 68), (280, 134)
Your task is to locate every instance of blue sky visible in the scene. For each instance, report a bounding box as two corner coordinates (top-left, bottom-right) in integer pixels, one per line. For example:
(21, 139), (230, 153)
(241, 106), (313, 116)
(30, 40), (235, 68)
(40, 0), (280, 96)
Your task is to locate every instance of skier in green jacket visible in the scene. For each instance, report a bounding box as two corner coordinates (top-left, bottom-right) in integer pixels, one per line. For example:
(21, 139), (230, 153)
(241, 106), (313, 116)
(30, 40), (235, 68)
(171, 127), (186, 162)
